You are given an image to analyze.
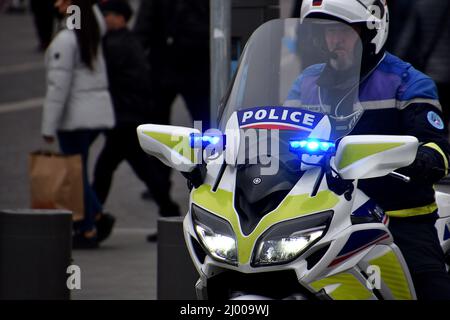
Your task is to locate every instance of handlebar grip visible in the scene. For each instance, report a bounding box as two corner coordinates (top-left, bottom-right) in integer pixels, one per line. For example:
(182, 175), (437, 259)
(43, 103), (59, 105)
(389, 171), (411, 183)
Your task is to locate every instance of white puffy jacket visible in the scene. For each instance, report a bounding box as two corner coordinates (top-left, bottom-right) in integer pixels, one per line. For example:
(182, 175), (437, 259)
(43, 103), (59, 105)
(41, 9), (115, 137)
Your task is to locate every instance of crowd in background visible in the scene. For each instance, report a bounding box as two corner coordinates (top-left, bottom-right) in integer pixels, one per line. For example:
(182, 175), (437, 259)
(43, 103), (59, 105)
(10, 0), (210, 248)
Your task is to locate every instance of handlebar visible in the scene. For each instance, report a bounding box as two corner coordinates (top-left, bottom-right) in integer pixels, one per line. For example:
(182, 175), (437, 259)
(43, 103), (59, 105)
(389, 171), (411, 183)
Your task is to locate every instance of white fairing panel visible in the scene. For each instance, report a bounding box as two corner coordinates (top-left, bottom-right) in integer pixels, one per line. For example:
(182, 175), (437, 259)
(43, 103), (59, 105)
(137, 124), (200, 173)
(436, 191), (450, 218)
(335, 135), (419, 180)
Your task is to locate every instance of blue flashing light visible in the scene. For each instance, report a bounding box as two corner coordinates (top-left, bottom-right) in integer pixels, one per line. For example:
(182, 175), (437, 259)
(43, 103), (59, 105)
(307, 141), (319, 151)
(290, 141), (302, 149)
(190, 133), (226, 149)
(289, 139), (335, 155)
(204, 136), (220, 145)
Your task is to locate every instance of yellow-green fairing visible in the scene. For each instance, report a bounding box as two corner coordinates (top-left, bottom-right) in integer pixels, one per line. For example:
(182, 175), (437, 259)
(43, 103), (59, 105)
(369, 250), (413, 300)
(192, 184), (339, 265)
(310, 273), (374, 300)
(143, 131), (197, 163)
(337, 143), (404, 170)
(309, 249), (413, 300)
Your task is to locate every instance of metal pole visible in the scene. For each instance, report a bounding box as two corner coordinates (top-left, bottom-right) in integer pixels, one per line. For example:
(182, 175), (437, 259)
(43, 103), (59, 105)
(210, 0), (231, 129)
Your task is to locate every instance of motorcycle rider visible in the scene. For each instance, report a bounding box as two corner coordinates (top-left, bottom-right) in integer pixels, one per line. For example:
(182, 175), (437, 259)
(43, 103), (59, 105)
(287, 0), (450, 299)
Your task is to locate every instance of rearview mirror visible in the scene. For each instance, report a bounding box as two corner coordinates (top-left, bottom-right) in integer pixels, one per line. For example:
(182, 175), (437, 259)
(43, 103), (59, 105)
(137, 124), (200, 172)
(334, 135), (419, 180)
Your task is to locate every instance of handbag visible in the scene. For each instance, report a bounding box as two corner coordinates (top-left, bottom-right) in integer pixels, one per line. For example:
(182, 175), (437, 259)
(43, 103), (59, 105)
(29, 151), (84, 221)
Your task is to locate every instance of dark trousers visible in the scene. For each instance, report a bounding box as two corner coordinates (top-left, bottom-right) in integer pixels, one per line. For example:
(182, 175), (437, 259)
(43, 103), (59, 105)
(92, 125), (175, 214)
(389, 212), (450, 300)
(30, 0), (55, 49)
(58, 130), (102, 233)
(146, 83), (210, 208)
(152, 84), (210, 129)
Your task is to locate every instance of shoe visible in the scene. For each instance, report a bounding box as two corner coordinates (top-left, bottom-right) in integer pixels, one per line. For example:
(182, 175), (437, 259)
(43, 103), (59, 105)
(141, 190), (153, 200)
(159, 201), (181, 217)
(96, 213), (116, 243)
(146, 231), (158, 242)
(72, 233), (99, 249)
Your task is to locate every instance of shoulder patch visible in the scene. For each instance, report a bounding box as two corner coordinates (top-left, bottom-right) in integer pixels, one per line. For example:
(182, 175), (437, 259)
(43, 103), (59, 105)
(427, 111), (445, 130)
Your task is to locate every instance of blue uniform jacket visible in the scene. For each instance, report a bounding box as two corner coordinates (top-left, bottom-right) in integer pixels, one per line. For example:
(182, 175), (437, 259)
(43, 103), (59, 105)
(287, 52), (450, 216)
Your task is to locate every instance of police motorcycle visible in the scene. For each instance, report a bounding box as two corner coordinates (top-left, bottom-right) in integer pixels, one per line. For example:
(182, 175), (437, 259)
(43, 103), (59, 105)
(137, 18), (450, 300)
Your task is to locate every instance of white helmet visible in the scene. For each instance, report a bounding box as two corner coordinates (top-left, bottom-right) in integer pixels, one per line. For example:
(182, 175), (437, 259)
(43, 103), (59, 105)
(300, 0), (389, 55)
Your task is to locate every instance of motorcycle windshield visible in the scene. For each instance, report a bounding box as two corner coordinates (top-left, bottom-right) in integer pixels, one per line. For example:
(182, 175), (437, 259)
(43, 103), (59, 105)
(218, 18), (365, 142)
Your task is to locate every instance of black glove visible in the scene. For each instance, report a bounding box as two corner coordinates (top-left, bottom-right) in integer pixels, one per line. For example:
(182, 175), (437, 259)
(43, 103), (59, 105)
(397, 145), (447, 184)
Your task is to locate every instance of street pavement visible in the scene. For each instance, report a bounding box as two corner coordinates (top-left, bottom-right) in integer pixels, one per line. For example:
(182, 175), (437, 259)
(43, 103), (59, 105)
(0, 10), (192, 300)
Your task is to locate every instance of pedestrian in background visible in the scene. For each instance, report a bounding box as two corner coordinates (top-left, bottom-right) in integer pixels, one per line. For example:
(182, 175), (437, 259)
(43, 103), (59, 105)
(134, 0), (210, 129)
(30, 0), (57, 51)
(3, 0), (26, 13)
(41, 0), (115, 249)
(92, 0), (181, 238)
(133, 1), (210, 239)
(389, 0), (450, 131)
(0, 0), (12, 12)
(291, 0), (302, 17)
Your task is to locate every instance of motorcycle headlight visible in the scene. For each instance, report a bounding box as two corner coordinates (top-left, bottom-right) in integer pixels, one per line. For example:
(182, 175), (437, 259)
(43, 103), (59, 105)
(252, 211), (333, 267)
(192, 204), (238, 265)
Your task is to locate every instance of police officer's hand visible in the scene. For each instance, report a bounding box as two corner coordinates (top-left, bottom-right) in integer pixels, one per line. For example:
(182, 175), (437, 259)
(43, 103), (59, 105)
(397, 146), (446, 184)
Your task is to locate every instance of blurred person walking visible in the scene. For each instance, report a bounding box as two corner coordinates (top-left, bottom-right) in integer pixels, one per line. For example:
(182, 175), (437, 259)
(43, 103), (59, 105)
(0, 0), (12, 12)
(4, 0), (26, 12)
(384, 0), (411, 53)
(134, 0), (210, 129)
(30, 0), (57, 51)
(390, 0), (450, 130)
(133, 1), (210, 236)
(92, 0), (181, 237)
(291, 0), (302, 17)
(41, 0), (115, 249)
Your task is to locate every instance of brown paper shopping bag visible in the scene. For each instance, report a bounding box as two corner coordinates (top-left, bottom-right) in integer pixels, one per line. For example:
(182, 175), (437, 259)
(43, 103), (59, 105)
(29, 151), (84, 221)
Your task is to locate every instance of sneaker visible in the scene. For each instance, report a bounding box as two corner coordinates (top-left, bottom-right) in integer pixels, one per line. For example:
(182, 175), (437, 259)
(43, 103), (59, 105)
(159, 201), (181, 217)
(72, 233), (99, 249)
(96, 213), (116, 243)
